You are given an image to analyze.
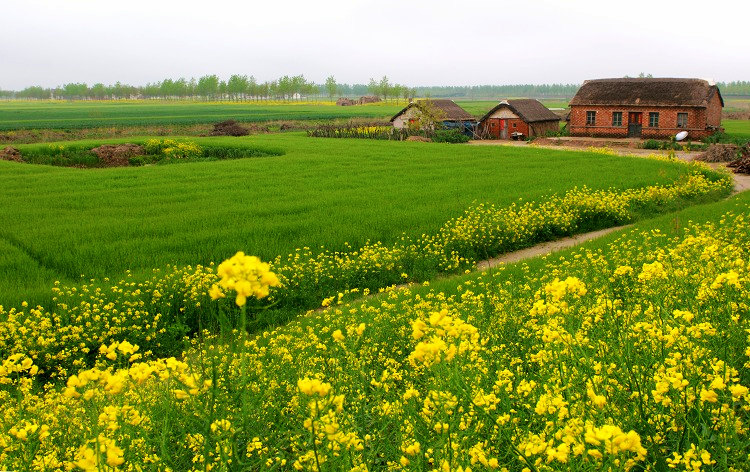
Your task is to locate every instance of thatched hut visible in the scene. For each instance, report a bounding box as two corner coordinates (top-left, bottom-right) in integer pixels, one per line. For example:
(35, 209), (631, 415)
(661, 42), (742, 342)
(478, 99), (560, 139)
(390, 99), (477, 133)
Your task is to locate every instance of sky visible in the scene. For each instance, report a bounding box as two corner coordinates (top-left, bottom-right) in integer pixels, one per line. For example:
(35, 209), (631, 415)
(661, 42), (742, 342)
(1, 0), (748, 90)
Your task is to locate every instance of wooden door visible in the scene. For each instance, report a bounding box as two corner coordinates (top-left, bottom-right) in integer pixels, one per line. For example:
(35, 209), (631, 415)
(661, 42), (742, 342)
(628, 112), (642, 137)
(500, 119), (508, 139)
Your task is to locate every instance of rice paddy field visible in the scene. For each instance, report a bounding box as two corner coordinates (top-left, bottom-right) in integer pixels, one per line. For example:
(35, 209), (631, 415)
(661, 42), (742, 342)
(723, 119), (750, 139)
(0, 101), (406, 131)
(0, 134), (711, 308)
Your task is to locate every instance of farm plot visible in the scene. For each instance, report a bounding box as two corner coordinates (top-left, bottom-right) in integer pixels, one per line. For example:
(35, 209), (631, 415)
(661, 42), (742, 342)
(722, 119), (750, 140)
(0, 100), (405, 131)
(0, 134), (711, 307)
(2, 181), (749, 472)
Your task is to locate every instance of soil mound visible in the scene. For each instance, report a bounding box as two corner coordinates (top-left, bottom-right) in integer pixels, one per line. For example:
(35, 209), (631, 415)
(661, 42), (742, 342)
(727, 145), (750, 174)
(696, 144), (740, 163)
(91, 143), (144, 167)
(406, 136), (432, 143)
(211, 120), (249, 137)
(0, 146), (23, 162)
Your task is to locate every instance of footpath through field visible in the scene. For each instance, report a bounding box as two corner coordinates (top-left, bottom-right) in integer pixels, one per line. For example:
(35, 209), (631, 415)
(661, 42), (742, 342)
(343, 161), (750, 307)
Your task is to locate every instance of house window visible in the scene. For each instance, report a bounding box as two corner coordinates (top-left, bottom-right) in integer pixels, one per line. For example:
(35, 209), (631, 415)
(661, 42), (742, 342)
(612, 112), (623, 127)
(677, 113), (688, 128)
(649, 112), (659, 128)
(586, 111), (596, 126)
(512, 123), (517, 128)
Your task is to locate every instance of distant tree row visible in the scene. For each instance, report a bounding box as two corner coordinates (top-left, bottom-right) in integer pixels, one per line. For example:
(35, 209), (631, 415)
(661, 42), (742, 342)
(0, 75), (413, 102)
(1, 77), (749, 101)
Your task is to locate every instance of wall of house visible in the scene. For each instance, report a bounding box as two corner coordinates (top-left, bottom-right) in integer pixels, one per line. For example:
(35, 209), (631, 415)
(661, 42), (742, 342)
(488, 108), (519, 120)
(706, 92), (723, 128)
(507, 119), (529, 137)
(569, 105), (718, 139)
(392, 107), (420, 129)
(528, 121), (560, 137)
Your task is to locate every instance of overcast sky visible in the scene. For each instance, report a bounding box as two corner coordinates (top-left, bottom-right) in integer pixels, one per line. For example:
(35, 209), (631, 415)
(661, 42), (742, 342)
(1, 0), (748, 89)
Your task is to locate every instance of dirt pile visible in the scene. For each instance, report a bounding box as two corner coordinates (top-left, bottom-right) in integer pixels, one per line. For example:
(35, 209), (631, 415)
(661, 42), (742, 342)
(0, 146), (23, 162)
(696, 144), (741, 163)
(211, 120), (249, 137)
(91, 143), (144, 167)
(727, 145), (750, 174)
(406, 136), (432, 143)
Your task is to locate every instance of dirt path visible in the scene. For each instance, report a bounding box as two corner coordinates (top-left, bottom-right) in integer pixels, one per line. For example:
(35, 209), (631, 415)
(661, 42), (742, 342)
(469, 139), (695, 159)
(476, 226), (628, 270)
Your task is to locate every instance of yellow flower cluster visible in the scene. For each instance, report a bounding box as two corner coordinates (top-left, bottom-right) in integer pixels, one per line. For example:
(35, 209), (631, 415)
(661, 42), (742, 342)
(144, 138), (202, 159)
(210, 251), (281, 306)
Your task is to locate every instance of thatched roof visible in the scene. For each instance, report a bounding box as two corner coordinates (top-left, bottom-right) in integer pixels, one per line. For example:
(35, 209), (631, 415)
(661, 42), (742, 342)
(479, 99), (560, 123)
(569, 78), (724, 108)
(390, 99), (476, 122)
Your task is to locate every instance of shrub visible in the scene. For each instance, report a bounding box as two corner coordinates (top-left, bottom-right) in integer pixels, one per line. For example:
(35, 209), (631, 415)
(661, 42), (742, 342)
(432, 129), (470, 143)
(643, 139), (664, 150)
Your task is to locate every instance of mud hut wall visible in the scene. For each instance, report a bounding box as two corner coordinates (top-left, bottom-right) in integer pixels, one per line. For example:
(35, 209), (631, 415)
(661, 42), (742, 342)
(528, 120), (560, 137)
(392, 107), (420, 129)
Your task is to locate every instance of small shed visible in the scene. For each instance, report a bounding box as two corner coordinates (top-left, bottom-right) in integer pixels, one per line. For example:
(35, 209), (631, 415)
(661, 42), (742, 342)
(479, 99), (560, 139)
(390, 99), (477, 134)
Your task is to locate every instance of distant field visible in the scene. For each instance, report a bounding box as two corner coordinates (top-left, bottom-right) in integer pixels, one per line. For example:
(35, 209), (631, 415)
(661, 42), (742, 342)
(0, 134), (691, 306)
(724, 97), (750, 113)
(723, 119), (750, 138)
(0, 100), (405, 131)
(0, 99), (570, 131)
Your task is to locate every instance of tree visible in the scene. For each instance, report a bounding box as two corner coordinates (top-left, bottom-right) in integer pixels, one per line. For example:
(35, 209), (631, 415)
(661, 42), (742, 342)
(325, 75), (338, 101)
(379, 76), (391, 102)
(196, 75), (219, 100)
(227, 74), (249, 101)
(367, 78), (379, 98)
(409, 99), (446, 132)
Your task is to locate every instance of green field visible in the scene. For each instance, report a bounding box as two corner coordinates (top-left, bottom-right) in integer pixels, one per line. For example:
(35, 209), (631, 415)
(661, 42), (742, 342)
(0, 134), (695, 306)
(0, 101), (406, 131)
(0, 99), (567, 132)
(723, 119), (750, 138)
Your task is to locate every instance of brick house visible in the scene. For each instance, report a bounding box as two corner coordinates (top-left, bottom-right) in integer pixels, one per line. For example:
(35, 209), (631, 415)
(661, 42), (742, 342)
(478, 99), (560, 139)
(391, 99), (477, 133)
(569, 78), (723, 139)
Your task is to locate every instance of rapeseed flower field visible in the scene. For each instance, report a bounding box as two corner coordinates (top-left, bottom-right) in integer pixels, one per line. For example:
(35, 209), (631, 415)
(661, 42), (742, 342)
(0, 160), (747, 470)
(2, 199), (749, 470)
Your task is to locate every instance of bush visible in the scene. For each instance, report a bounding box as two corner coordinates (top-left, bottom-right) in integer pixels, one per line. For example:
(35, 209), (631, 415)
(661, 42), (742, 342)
(432, 129), (470, 143)
(643, 139), (665, 150)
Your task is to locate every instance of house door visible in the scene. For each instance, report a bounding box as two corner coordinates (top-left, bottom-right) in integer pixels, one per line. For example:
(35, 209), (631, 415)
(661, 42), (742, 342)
(628, 112), (643, 137)
(499, 119), (508, 139)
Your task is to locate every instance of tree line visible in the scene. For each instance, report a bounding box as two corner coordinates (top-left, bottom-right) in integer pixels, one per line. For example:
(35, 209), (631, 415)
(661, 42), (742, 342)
(0, 75), (415, 102)
(1, 76), (749, 101)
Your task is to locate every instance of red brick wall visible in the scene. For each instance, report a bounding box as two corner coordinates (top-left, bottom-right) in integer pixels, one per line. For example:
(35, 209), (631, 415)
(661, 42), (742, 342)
(570, 105), (719, 139)
(507, 119), (529, 137)
(706, 92), (723, 128)
(480, 118), (560, 139)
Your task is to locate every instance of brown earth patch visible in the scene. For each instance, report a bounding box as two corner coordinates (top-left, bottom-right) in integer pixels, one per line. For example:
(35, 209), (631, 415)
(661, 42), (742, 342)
(210, 120), (250, 137)
(0, 146), (23, 162)
(91, 143), (144, 167)
(406, 136), (432, 143)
